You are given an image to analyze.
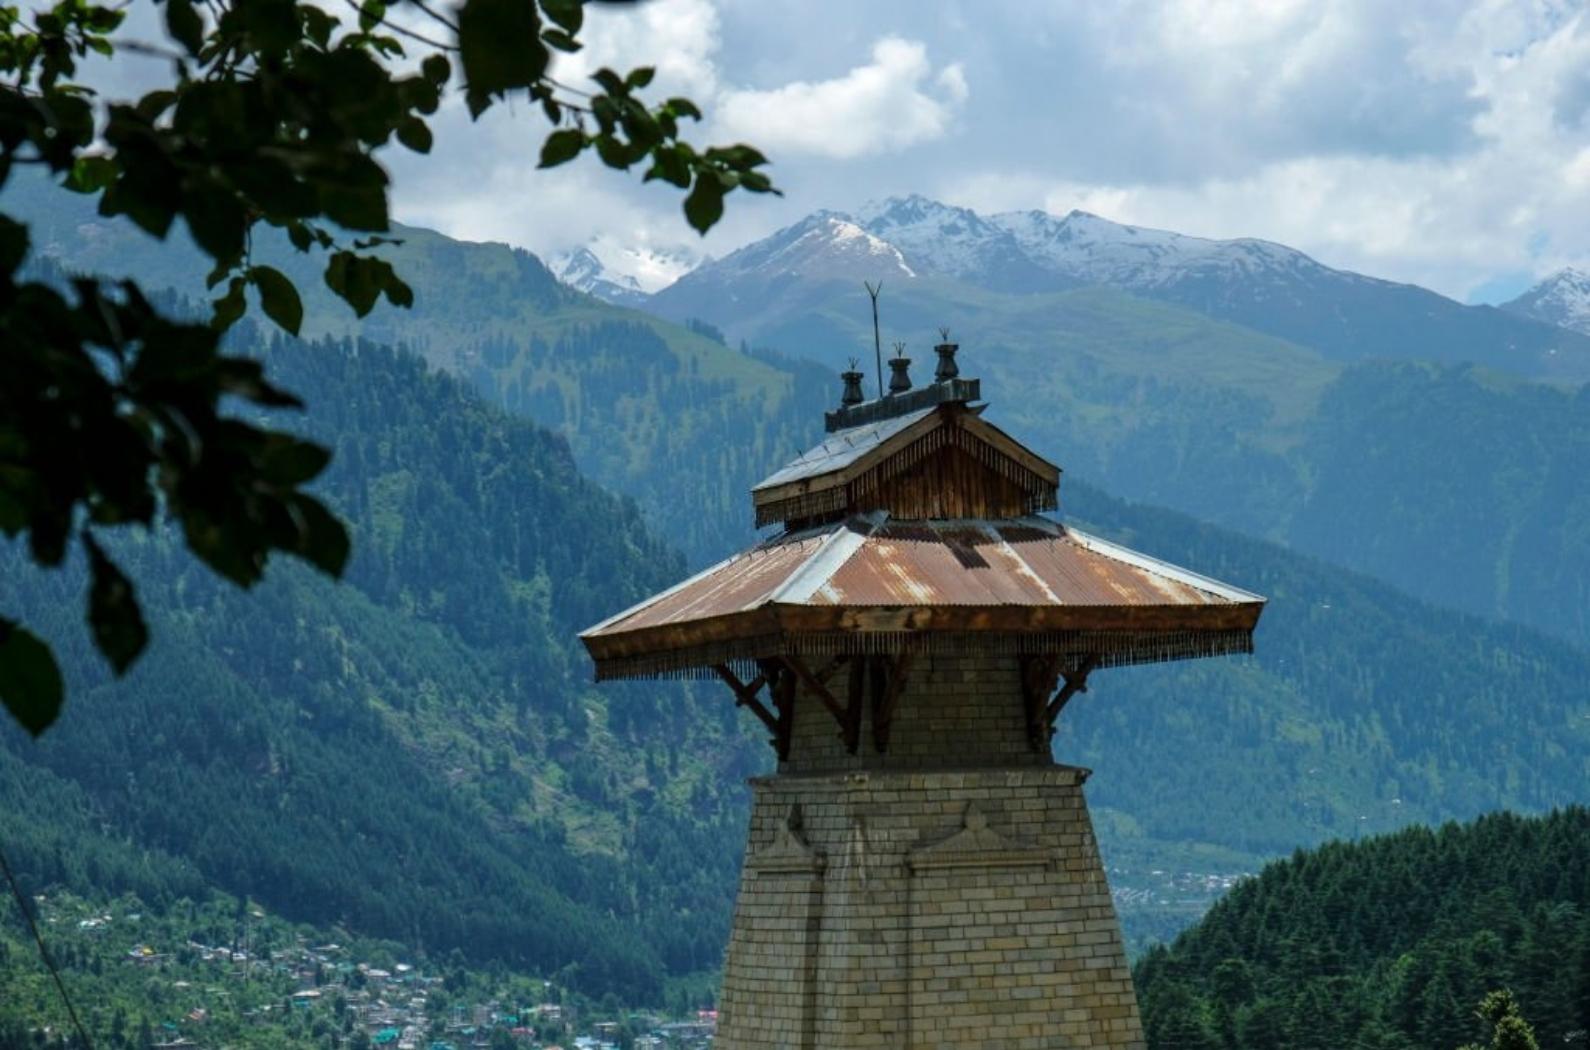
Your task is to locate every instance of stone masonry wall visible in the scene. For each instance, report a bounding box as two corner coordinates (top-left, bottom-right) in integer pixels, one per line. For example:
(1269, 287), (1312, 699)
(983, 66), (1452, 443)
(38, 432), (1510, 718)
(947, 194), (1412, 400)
(715, 652), (1144, 1050)
(782, 652), (1047, 774)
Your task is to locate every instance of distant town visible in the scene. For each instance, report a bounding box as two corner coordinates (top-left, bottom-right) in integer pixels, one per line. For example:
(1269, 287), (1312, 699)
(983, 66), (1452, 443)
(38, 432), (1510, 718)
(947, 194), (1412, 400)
(9, 893), (719, 1050)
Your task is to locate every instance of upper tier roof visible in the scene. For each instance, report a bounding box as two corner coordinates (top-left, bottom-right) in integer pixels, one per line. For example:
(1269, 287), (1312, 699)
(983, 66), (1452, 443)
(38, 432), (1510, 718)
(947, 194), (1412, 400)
(751, 398), (1059, 527)
(581, 512), (1263, 680)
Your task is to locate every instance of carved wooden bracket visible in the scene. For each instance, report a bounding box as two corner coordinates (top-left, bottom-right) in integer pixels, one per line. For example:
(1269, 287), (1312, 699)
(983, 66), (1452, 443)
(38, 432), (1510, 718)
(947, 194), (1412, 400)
(1021, 654), (1098, 752)
(717, 653), (914, 758)
(713, 661), (796, 761)
(870, 653), (912, 753)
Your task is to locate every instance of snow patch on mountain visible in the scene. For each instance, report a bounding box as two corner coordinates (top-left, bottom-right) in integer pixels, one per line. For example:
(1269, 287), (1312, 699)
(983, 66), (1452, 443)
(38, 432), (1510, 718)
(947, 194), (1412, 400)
(553, 241), (700, 307)
(700, 211), (917, 282)
(991, 208), (1337, 290)
(1501, 268), (1590, 335)
(855, 195), (1015, 277)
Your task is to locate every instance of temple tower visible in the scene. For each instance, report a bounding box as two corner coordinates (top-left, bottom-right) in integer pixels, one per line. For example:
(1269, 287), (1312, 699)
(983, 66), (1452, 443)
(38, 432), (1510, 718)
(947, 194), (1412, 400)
(581, 344), (1264, 1050)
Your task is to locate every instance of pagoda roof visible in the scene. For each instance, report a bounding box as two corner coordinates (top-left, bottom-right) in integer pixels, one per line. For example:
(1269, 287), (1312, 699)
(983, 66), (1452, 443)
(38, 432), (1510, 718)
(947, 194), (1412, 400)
(751, 400), (1060, 528)
(581, 512), (1263, 680)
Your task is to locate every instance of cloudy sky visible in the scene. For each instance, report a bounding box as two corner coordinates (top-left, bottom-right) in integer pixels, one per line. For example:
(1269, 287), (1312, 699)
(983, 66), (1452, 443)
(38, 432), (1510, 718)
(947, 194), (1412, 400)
(77, 1), (1590, 301)
(375, 0), (1590, 303)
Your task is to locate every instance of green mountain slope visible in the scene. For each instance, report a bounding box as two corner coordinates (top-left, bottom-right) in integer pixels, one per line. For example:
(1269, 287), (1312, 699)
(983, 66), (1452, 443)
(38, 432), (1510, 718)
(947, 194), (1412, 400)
(646, 266), (1590, 650)
(2, 321), (1586, 1001)
(20, 169), (1590, 647)
(7, 176), (1589, 979)
(0, 331), (763, 1002)
(1132, 807), (1590, 1050)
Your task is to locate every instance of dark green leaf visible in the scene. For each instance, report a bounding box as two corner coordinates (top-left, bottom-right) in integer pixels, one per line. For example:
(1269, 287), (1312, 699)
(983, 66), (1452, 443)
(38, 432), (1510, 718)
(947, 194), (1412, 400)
(359, 0), (386, 32)
(286, 222), (313, 252)
(541, 27), (580, 53)
(133, 90), (177, 121)
(83, 534), (147, 675)
(259, 435), (332, 484)
(287, 495), (350, 577)
(325, 251), (382, 317)
(666, 97), (702, 121)
(396, 116), (433, 154)
(625, 66), (655, 89)
(165, 0), (204, 55)
(538, 128), (584, 168)
(590, 68), (624, 95)
(0, 619), (64, 736)
(683, 173), (724, 234)
(212, 276), (247, 330)
(182, 184), (249, 266)
(457, 0), (548, 100)
(421, 54), (451, 85)
(539, 0), (582, 33)
(383, 271), (413, 309)
(644, 147), (691, 189)
(249, 265), (303, 336)
(0, 215), (28, 272)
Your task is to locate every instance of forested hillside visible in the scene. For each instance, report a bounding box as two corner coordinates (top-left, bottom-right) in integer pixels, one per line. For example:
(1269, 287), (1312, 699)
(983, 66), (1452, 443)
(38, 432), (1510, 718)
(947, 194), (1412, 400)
(649, 270), (1590, 650)
(17, 169), (1590, 645)
(1061, 481), (1590, 867)
(0, 331), (764, 1002)
(5, 328), (1587, 988)
(1133, 808), (1590, 1050)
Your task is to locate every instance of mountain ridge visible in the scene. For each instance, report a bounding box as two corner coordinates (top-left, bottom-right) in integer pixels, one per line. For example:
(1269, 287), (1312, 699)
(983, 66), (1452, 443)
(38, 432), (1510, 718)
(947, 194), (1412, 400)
(648, 194), (1590, 381)
(1502, 266), (1590, 335)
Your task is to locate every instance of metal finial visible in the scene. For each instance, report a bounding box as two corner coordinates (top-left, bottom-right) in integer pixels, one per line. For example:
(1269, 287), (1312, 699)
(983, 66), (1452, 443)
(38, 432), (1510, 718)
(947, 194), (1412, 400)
(840, 358), (866, 407)
(886, 343), (913, 395)
(933, 329), (960, 382)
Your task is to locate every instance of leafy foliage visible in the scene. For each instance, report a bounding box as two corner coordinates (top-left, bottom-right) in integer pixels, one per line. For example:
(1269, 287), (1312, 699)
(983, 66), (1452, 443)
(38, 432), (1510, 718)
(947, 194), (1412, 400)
(1133, 809), (1590, 1050)
(0, 327), (765, 1001)
(0, 253), (344, 733)
(0, 0), (774, 731)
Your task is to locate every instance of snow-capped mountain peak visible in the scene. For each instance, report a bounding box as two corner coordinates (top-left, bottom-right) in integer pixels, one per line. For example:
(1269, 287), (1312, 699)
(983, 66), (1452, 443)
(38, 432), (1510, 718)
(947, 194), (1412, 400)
(1501, 268), (1590, 336)
(988, 208), (1324, 289)
(698, 211), (917, 282)
(552, 241), (701, 307)
(853, 195), (1055, 289)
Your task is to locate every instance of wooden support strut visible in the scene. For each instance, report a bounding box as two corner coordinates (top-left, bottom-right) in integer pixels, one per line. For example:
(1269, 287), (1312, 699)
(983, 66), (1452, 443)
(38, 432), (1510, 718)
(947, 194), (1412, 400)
(1046, 655), (1098, 728)
(1021, 654), (1061, 753)
(712, 664), (774, 732)
(780, 654), (858, 753)
(713, 664), (793, 760)
(870, 653), (912, 754)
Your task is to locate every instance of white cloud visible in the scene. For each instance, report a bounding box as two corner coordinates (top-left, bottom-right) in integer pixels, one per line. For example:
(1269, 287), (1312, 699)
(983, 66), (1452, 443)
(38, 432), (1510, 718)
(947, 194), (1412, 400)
(386, 0), (1590, 303)
(712, 37), (968, 159)
(550, 0), (723, 99)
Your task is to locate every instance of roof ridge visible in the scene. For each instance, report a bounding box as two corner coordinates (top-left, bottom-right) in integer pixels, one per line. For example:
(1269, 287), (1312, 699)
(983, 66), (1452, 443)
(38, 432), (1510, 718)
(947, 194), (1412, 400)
(766, 511), (888, 605)
(1063, 525), (1266, 604)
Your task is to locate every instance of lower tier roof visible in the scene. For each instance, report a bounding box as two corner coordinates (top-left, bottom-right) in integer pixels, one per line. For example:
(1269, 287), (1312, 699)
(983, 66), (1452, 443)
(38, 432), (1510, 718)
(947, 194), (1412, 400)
(580, 513), (1265, 680)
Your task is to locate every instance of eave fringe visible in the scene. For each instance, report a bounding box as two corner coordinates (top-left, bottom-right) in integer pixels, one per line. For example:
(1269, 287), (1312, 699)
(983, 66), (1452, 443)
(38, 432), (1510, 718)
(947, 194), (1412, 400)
(590, 628), (1254, 682)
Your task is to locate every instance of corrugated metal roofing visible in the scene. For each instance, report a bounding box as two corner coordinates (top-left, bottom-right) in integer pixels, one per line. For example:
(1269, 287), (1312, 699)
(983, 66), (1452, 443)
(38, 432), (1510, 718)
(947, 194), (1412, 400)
(751, 408), (937, 492)
(584, 513), (1261, 641)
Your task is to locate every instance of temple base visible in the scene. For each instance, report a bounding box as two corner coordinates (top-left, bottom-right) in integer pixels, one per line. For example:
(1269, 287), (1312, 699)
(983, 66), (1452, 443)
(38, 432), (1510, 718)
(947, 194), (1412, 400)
(716, 766), (1146, 1050)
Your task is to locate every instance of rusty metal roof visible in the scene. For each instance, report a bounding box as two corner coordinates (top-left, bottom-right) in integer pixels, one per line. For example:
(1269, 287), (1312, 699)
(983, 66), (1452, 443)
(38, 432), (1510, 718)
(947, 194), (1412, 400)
(581, 513), (1264, 679)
